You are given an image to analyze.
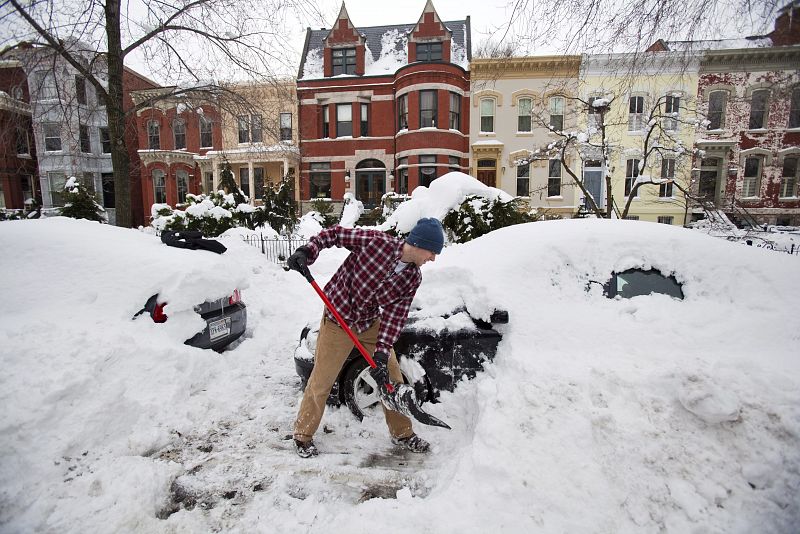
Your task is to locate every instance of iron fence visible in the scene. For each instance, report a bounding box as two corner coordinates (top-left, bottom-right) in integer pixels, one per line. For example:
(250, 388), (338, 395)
(241, 235), (309, 267)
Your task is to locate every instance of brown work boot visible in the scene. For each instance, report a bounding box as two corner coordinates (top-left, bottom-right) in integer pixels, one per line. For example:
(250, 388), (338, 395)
(294, 439), (319, 458)
(392, 433), (430, 453)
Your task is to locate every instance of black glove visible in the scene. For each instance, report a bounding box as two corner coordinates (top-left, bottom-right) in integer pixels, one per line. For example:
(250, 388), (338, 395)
(369, 351), (391, 390)
(287, 246), (312, 281)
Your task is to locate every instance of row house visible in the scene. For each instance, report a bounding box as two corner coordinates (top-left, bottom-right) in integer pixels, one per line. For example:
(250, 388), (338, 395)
(579, 52), (701, 225)
(2, 43), (158, 226)
(469, 56), (581, 218)
(202, 82), (300, 203)
(0, 60), (39, 211)
(132, 81), (300, 221)
(649, 2), (800, 226)
(132, 87), (224, 214)
(296, 1), (471, 211)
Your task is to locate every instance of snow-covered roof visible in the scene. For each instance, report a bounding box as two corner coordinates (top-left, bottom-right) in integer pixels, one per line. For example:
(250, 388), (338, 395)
(299, 20), (470, 80)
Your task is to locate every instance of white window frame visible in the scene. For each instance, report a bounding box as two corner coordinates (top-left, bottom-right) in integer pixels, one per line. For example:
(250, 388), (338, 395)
(280, 112), (293, 141)
(516, 163), (530, 197)
(748, 89), (770, 130)
(625, 158), (641, 198)
(517, 97), (532, 132)
(43, 122), (62, 152)
(663, 94), (680, 131)
(707, 91), (728, 130)
(742, 157), (762, 198)
(547, 159), (562, 197)
(628, 95), (645, 131)
(660, 158), (675, 198)
(176, 169), (189, 204)
(780, 156), (798, 198)
(549, 96), (564, 131)
(480, 98), (495, 133)
(152, 169), (166, 204)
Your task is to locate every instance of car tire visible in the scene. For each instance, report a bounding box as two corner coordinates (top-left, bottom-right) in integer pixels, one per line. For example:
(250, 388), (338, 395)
(340, 358), (428, 421)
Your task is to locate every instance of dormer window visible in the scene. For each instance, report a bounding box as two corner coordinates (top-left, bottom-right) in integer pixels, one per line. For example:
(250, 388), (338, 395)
(417, 42), (442, 61)
(332, 48), (356, 75)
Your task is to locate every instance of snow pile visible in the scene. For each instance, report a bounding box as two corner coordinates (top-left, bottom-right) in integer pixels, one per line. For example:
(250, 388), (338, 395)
(339, 192), (364, 228)
(301, 49), (323, 79)
(1, 216), (798, 533)
(364, 29), (408, 75)
(379, 172), (514, 234)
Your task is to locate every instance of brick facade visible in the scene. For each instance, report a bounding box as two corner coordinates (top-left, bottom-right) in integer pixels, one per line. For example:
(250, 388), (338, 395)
(297, 1), (471, 211)
(0, 62), (39, 211)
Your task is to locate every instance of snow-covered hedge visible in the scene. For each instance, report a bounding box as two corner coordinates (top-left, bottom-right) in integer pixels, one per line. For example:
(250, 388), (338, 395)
(151, 176), (297, 237)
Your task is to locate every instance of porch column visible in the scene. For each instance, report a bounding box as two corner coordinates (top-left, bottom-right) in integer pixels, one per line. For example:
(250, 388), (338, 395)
(247, 160), (254, 203)
(212, 158), (221, 192)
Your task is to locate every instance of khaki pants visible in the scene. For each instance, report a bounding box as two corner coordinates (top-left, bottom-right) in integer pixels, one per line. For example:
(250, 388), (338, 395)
(293, 314), (413, 442)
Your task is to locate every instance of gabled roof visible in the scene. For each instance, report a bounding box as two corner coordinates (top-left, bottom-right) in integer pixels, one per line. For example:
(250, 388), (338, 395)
(298, 19), (470, 80)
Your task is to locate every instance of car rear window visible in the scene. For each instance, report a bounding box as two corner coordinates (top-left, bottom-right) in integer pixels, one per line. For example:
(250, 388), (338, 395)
(609, 269), (684, 300)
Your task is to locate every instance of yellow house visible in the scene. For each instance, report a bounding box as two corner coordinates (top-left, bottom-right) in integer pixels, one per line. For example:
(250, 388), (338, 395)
(470, 56), (582, 218)
(579, 52), (701, 224)
(200, 80), (301, 204)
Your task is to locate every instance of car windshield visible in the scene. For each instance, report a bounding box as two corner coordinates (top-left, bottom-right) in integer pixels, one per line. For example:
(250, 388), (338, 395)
(612, 269), (684, 299)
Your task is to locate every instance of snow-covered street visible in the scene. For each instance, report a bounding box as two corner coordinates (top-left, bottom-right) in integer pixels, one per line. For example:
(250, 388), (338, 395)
(1, 217), (798, 533)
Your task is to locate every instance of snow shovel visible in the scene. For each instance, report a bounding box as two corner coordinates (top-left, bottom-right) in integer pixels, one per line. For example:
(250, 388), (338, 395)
(299, 268), (451, 430)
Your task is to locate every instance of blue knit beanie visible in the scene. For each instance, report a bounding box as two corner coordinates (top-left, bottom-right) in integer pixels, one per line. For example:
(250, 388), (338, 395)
(406, 218), (444, 254)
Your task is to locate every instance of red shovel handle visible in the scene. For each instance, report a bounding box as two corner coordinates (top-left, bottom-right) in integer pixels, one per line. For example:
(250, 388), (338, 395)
(309, 279), (376, 368)
(306, 275), (394, 392)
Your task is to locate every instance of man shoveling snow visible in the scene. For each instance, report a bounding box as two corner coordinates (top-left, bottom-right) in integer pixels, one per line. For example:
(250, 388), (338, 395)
(287, 218), (446, 458)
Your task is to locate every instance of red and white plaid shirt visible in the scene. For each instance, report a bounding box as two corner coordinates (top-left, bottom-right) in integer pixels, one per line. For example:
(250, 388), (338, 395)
(305, 225), (422, 354)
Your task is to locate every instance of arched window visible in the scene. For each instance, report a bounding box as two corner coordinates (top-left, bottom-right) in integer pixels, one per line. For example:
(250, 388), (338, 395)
(173, 119), (186, 150)
(147, 120), (160, 150)
(356, 159), (385, 170)
(176, 169), (189, 203)
(152, 169), (166, 204)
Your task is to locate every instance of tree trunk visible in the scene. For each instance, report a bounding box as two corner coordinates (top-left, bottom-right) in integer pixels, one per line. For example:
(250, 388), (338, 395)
(105, 0), (132, 228)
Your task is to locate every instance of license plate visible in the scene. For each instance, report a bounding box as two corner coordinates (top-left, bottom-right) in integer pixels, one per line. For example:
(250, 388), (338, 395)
(209, 317), (231, 341)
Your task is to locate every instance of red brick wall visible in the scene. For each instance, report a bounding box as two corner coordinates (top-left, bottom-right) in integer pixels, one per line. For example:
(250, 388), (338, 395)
(122, 68), (159, 226)
(0, 65), (38, 210)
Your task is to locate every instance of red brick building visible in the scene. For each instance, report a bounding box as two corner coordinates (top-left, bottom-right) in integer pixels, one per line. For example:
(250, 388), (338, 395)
(296, 1), (471, 210)
(0, 61), (39, 211)
(651, 2), (800, 226)
(131, 88), (223, 218)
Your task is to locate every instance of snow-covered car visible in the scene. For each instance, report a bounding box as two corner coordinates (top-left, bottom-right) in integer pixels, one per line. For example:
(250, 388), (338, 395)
(293, 308), (509, 419)
(137, 289), (247, 351)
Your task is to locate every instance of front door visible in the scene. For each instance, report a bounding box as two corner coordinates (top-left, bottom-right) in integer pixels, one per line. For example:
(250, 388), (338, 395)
(356, 172), (385, 209)
(477, 170), (496, 188)
(583, 164), (603, 210)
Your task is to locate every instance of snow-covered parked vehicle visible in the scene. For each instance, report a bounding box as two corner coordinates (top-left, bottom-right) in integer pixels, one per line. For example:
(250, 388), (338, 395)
(293, 308), (509, 419)
(138, 289), (246, 351)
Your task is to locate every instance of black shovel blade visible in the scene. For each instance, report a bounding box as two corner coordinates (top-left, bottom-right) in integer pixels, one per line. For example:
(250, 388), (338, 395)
(381, 384), (452, 430)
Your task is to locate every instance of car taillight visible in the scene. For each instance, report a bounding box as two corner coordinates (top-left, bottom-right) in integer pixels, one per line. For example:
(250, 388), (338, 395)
(229, 289), (241, 305)
(152, 302), (168, 323)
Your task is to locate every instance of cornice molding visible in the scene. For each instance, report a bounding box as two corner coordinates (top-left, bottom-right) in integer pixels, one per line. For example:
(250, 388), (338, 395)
(700, 47), (800, 72)
(470, 57), (581, 79)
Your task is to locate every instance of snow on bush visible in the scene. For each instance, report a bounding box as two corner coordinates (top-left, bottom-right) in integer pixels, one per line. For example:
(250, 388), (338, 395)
(151, 176), (297, 237)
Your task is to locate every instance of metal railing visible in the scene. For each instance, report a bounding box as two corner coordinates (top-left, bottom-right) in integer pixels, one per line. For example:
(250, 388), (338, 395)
(240, 235), (309, 267)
